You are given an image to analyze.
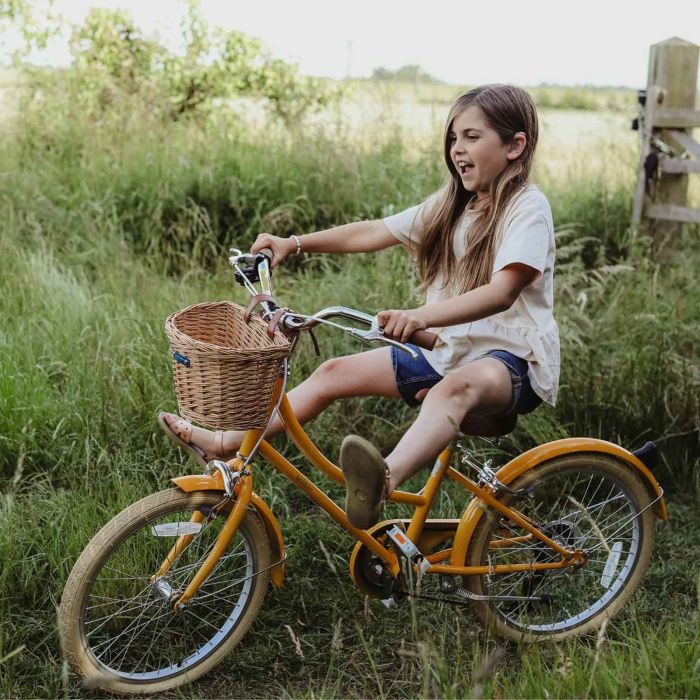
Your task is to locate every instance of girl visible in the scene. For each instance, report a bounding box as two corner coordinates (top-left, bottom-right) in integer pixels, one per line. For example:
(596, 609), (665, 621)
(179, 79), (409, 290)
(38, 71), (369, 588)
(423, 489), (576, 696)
(160, 83), (559, 530)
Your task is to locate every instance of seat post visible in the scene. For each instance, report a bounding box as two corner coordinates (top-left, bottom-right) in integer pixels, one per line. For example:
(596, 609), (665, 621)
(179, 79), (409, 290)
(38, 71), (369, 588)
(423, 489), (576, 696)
(458, 414), (517, 438)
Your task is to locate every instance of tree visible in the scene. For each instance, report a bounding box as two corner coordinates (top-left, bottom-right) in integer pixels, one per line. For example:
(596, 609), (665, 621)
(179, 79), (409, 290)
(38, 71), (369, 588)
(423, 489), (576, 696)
(371, 64), (442, 84)
(6, 1), (341, 123)
(1, 0), (60, 55)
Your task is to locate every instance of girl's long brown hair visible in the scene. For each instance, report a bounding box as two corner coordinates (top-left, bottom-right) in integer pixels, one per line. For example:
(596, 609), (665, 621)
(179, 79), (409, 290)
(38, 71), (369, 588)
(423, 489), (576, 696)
(417, 84), (539, 295)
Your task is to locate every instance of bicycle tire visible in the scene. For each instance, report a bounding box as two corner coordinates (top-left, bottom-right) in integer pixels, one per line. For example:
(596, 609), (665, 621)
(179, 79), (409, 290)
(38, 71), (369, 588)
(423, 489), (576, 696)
(463, 453), (656, 642)
(59, 488), (271, 694)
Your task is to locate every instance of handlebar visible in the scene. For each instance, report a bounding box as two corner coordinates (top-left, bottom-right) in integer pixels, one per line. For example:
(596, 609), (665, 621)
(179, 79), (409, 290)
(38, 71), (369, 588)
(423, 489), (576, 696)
(405, 329), (438, 351)
(227, 247), (273, 268)
(228, 247), (439, 356)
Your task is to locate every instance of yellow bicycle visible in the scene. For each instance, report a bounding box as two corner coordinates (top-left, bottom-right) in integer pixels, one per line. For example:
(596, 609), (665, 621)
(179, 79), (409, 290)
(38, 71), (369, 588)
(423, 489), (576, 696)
(59, 248), (667, 694)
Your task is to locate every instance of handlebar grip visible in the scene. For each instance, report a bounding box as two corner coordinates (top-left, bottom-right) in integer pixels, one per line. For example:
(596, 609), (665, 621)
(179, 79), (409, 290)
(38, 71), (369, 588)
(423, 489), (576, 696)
(257, 248), (274, 261)
(408, 329), (438, 351)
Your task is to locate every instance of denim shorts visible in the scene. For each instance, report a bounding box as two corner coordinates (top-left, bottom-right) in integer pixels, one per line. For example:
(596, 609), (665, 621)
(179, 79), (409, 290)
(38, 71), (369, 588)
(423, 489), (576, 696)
(390, 344), (542, 416)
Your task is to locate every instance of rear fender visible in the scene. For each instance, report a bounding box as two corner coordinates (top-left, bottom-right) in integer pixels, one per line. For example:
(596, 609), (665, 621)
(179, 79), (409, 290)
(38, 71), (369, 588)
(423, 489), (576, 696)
(172, 474), (285, 588)
(451, 437), (667, 568)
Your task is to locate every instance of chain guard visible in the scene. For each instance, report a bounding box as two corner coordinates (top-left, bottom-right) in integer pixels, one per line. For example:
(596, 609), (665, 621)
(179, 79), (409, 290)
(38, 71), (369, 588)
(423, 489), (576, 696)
(349, 521), (405, 599)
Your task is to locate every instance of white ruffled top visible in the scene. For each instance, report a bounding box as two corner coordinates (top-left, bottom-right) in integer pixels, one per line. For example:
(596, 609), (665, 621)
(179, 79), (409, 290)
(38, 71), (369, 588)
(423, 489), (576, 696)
(383, 184), (560, 406)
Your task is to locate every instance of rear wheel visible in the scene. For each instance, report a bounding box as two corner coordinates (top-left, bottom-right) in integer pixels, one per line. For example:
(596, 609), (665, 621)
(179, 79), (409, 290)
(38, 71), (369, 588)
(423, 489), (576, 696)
(464, 453), (656, 642)
(59, 489), (271, 694)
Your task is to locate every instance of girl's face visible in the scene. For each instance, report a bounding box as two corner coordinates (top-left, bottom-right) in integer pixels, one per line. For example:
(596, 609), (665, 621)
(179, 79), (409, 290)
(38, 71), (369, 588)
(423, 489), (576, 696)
(448, 105), (525, 200)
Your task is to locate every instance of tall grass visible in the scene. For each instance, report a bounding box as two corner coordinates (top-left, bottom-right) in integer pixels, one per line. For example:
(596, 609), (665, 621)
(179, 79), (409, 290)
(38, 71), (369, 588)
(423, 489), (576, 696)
(0, 84), (698, 697)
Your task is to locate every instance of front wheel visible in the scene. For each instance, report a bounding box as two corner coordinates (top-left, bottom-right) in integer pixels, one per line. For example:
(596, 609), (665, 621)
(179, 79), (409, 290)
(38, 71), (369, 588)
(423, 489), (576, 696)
(59, 489), (271, 694)
(464, 453), (657, 642)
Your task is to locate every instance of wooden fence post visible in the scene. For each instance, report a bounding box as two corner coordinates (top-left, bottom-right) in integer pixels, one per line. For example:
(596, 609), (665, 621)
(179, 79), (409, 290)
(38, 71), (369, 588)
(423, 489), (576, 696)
(632, 37), (700, 258)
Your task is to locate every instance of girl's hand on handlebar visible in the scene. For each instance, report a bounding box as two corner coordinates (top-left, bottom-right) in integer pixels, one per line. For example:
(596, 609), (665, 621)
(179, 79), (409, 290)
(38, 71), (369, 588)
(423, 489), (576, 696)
(250, 233), (296, 269)
(377, 308), (428, 343)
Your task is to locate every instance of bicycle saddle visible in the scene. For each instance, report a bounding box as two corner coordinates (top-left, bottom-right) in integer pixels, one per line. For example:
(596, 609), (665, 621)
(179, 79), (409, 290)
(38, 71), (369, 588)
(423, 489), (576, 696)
(459, 414), (517, 438)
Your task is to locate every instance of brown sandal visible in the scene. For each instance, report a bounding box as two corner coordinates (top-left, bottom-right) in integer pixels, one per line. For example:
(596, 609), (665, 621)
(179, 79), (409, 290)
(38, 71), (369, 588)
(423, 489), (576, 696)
(158, 412), (227, 468)
(340, 435), (391, 530)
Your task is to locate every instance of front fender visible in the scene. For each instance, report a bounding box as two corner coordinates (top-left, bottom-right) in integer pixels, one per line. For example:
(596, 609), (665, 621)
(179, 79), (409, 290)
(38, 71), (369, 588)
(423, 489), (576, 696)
(172, 474), (285, 588)
(451, 437), (667, 568)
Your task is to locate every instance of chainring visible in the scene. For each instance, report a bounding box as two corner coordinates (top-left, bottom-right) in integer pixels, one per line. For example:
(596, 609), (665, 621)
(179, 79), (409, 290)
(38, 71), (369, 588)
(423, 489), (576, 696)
(349, 521), (403, 598)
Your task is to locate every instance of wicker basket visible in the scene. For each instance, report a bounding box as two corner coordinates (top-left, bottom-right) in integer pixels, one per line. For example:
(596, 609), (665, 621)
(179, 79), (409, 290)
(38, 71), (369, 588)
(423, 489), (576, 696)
(165, 301), (291, 430)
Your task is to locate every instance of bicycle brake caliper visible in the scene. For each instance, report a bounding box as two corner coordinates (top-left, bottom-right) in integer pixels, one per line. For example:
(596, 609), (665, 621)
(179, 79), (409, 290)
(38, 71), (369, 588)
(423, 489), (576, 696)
(458, 444), (532, 500)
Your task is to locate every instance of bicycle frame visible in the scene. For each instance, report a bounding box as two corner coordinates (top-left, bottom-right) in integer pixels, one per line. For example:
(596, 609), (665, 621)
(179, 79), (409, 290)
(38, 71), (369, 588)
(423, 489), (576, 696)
(157, 378), (622, 608)
(159, 252), (667, 606)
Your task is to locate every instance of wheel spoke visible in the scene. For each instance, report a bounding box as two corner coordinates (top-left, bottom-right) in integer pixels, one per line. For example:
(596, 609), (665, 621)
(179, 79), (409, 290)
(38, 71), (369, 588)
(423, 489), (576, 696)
(71, 495), (265, 683)
(469, 459), (650, 635)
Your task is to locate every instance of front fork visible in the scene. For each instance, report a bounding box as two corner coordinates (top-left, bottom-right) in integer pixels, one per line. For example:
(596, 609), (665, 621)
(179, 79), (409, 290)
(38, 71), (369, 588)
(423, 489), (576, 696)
(151, 433), (261, 609)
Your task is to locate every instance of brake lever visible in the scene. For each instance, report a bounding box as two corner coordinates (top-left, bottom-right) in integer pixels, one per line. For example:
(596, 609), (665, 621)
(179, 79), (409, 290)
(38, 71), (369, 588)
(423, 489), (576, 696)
(234, 264), (260, 285)
(348, 323), (419, 360)
(229, 248), (272, 292)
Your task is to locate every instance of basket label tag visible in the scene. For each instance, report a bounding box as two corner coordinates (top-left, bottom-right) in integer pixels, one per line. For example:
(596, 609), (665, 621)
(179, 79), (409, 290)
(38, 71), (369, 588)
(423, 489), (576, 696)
(173, 351), (191, 367)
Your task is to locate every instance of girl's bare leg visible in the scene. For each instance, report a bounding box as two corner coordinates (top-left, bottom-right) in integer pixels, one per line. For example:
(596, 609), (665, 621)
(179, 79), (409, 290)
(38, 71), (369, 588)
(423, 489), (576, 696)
(162, 347), (399, 456)
(385, 358), (513, 490)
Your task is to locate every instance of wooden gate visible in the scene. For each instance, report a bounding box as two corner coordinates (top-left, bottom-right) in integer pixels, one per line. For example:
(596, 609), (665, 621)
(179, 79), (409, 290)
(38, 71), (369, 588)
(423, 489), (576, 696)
(631, 37), (700, 255)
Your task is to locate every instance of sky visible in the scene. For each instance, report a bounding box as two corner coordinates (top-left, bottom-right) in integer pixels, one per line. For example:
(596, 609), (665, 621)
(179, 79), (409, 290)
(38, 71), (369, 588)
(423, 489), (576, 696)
(4, 0), (700, 88)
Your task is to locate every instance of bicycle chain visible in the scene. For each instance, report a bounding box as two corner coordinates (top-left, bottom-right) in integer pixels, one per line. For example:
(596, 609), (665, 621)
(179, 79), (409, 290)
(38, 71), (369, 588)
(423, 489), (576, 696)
(404, 587), (475, 607)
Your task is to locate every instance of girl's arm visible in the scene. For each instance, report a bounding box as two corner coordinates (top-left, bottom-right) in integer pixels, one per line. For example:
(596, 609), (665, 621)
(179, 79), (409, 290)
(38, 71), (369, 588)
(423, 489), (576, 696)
(424, 264), (539, 325)
(298, 220), (399, 254)
(379, 264), (539, 342)
(251, 220), (399, 267)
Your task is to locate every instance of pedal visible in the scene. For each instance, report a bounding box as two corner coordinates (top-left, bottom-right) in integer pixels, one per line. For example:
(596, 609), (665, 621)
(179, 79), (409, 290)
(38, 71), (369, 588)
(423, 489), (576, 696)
(386, 526), (431, 573)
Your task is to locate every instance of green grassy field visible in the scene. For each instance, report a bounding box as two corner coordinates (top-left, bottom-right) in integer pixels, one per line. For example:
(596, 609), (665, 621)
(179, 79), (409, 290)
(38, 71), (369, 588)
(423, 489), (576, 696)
(0, 77), (699, 698)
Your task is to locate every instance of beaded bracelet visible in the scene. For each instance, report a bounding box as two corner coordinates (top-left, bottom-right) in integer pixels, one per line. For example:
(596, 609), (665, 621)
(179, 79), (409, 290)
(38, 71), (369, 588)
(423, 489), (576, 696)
(291, 234), (302, 256)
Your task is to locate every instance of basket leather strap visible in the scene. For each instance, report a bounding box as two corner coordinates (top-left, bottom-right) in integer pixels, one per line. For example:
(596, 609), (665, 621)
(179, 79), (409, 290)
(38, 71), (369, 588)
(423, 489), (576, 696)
(266, 307), (287, 339)
(308, 329), (320, 356)
(243, 293), (275, 323)
(267, 308), (320, 356)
